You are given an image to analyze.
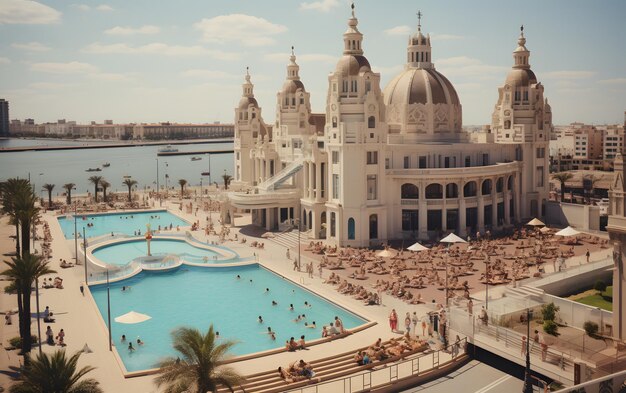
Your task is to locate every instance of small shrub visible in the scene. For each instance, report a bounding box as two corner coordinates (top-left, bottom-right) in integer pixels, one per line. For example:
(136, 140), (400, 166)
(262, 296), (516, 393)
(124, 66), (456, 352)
(541, 302), (560, 322)
(583, 321), (599, 336)
(594, 280), (607, 293)
(8, 335), (38, 349)
(543, 320), (559, 336)
(4, 281), (16, 294)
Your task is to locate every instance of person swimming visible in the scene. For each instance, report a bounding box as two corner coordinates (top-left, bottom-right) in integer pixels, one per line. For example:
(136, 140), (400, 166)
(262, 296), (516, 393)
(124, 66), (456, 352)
(137, 337), (144, 345)
(289, 304), (294, 311)
(236, 275), (241, 280)
(128, 342), (135, 352)
(272, 300), (278, 306)
(258, 316), (263, 323)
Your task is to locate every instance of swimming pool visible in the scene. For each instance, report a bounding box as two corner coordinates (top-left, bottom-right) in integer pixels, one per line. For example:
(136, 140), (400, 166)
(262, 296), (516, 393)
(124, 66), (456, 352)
(90, 264), (367, 372)
(92, 238), (222, 266)
(57, 210), (189, 239)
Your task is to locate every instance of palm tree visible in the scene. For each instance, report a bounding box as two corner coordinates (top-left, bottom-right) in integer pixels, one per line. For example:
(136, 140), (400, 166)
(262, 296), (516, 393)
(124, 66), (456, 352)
(2, 254), (55, 358)
(178, 179), (188, 198)
(10, 350), (103, 393)
(154, 325), (245, 393)
(63, 183), (76, 205)
(100, 180), (110, 203)
(42, 183), (55, 208)
(0, 178), (30, 255)
(551, 172), (574, 202)
(88, 176), (102, 203)
(222, 174), (232, 191)
(122, 178), (138, 202)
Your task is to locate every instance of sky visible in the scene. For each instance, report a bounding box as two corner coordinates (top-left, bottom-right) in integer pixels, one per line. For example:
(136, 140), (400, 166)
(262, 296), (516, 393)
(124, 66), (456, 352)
(0, 0), (625, 126)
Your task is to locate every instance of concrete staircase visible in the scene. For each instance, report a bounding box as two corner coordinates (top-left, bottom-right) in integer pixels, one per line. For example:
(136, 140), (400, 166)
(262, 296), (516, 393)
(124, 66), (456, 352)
(506, 285), (545, 303)
(258, 157), (304, 191)
(271, 230), (303, 250)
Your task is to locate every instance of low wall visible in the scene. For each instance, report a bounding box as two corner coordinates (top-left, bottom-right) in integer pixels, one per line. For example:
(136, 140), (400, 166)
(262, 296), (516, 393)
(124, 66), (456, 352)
(540, 293), (612, 333)
(545, 201), (602, 231)
(560, 368), (626, 392)
(534, 257), (613, 297)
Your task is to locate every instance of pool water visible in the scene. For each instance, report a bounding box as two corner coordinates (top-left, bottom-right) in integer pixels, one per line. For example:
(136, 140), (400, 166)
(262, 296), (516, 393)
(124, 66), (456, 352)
(57, 210), (189, 239)
(90, 264), (366, 372)
(92, 239), (220, 266)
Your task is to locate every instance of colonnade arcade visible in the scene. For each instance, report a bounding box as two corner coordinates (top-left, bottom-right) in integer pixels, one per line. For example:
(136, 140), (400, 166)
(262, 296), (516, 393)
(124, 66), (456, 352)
(397, 172), (521, 239)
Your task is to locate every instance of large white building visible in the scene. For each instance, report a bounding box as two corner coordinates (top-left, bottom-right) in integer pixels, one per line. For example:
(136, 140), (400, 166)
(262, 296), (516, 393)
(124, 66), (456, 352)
(225, 7), (551, 247)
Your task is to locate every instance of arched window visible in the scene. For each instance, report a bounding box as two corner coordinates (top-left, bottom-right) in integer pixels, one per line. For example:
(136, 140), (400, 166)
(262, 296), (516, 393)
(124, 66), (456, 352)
(369, 214), (378, 239)
(425, 184), (443, 199)
(332, 117), (337, 128)
(368, 116), (376, 129)
(481, 179), (492, 195)
(504, 120), (511, 129)
(496, 177), (504, 193)
(302, 209), (307, 227)
(464, 181), (477, 197)
(401, 183), (418, 199)
(446, 183), (458, 198)
(330, 212), (336, 237)
(308, 211), (312, 230)
(347, 218), (355, 240)
(507, 175), (514, 191)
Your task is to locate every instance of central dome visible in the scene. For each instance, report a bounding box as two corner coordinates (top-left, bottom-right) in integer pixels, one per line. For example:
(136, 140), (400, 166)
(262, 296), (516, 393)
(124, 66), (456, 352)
(384, 68), (459, 107)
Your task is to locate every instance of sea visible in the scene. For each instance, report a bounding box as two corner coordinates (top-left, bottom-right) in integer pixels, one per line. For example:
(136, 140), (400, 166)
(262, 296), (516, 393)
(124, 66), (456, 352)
(0, 138), (234, 196)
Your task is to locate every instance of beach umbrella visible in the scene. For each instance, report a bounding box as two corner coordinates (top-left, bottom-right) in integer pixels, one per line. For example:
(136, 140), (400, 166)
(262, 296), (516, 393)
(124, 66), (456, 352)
(555, 226), (580, 237)
(377, 248), (397, 258)
(440, 233), (467, 244)
(539, 226), (552, 234)
(114, 311), (151, 324)
(526, 218), (545, 227)
(408, 242), (429, 252)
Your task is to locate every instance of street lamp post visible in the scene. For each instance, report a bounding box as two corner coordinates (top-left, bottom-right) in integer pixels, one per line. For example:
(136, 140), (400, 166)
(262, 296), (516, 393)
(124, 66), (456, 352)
(35, 277), (42, 356)
(83, 227), (88, 284)
(73, 202), (78, 262)
(523, 308), (534, 393)
(156, 158), (161, 207)
(296, 218), (301, 271)
(485, 256), (490, 310)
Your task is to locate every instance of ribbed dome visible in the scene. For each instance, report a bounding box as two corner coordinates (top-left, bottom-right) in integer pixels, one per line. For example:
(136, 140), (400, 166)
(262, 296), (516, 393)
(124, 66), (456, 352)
(281, 79), (305, 94)
(384, 68), (460, 106)
(505, 68), (537, 87)
(238, 96), (258, 110)
(335, 55), (371, 76)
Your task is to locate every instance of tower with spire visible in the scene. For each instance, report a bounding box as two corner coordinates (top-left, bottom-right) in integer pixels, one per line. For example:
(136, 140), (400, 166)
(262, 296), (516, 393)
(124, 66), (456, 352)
(318, 2), (389, 246)
(233, 67), (268, 185)
(491, 27), (552, 219)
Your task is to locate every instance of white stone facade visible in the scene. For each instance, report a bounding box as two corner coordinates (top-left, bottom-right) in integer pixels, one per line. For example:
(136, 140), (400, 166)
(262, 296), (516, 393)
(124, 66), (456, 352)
(227, 8), (552, 247)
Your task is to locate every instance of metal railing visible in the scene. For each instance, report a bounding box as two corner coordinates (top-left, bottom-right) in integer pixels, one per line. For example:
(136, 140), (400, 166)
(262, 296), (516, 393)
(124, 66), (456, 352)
(283, 338), (468, 393)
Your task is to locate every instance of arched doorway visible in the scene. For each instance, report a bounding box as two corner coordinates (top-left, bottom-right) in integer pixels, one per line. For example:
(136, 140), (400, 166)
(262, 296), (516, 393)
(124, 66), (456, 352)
(320, 212), (327, 239)
(369, 214), (378, 239)
(348, 218), (355, 240)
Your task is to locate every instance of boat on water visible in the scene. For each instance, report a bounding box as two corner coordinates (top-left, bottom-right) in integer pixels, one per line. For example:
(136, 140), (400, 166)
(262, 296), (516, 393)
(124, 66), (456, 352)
(85, 168), (102, 172)
(102, 162), (111, 167)
(191, 157), (202, 161)
(158, 144), (179, 153)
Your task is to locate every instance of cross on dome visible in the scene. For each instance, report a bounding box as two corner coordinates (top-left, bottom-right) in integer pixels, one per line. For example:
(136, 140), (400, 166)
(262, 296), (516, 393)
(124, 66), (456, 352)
(417, 10), (422, 31)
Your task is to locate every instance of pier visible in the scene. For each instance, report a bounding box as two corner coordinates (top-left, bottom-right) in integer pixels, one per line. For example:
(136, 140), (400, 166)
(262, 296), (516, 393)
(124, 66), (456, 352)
(156, 149), (233, 156)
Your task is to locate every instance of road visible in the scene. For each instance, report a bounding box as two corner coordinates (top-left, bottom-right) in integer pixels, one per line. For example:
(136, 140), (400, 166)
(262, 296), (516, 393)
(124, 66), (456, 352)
(402, 360), (524, 393)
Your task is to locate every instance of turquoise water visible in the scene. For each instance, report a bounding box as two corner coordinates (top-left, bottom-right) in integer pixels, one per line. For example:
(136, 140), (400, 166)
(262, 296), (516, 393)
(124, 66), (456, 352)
(57, 210), (189, 239)
(93, 239), (220, 266)
(90, 265), (366, 372)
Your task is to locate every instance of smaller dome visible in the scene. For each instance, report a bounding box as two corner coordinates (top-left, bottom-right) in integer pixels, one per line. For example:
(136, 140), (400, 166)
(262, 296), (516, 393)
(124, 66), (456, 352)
(238, 96), (258, 110)
(505, 69), (537, 87)
(335, 55), (371, 76)
(281, 79), (305, 95)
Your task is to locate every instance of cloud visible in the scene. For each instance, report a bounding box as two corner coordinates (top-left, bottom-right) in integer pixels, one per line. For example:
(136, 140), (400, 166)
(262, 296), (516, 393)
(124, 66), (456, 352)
(436, 56), (507, 79)
(28, 82), (68, 89)
(0, 0), (61, 24)
(88, 72), (132, 81)
(384, 25), (411, 36)
(299, 0), (341, 12)
(83, 42), (240, 60)
(181, 69), (239, 80)
(11, 41), (51, 51)
(104, 25), (160, 35)
(264, 52), (336, 64)
(376, 64), (403, 76)
(0, 57), (11, 64)
(96, 4), (114, 11)
(30, 61), (98, 74)
(543, 70), (595, 79)
(598, 78), (626, 85)
(194, 14), (287, 46)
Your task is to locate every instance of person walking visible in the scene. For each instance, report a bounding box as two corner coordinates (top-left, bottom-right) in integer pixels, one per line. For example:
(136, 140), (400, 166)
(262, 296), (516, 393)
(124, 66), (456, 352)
(585, 249), (590, 264)
(389, 309), (398, 332)
(411, 312), (419, 337)
(404, 312), (411, 334)
(46, 326), (54, 345)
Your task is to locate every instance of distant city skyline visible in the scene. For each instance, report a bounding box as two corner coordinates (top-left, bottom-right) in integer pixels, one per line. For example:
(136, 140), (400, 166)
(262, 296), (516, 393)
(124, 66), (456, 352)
(1, 0), (625, 126)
